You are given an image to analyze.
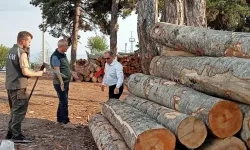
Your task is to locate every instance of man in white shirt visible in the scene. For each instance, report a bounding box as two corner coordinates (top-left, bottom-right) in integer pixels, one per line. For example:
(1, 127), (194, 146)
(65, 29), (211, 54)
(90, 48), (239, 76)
(101, 51), (124, 99)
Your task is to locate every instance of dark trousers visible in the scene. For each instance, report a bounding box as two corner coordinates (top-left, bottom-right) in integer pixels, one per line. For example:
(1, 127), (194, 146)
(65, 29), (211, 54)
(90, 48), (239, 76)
(54, 82), (70, 124)
(7, 89), (29, 137)
(109, 84), (124, 99)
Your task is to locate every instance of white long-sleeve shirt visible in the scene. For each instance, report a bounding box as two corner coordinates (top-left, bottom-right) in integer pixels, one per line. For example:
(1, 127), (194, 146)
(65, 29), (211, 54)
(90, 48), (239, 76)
(102, 60), (124, 88)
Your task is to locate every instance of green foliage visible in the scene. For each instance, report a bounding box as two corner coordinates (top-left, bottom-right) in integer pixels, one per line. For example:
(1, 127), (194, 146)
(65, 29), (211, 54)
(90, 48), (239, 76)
(86, 35), (109, 54)
(207, 0), (250, 32)
(0, 44), (9, 69)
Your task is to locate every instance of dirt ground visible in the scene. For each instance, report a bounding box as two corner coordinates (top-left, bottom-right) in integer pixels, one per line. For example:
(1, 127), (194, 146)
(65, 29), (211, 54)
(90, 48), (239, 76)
(0, 72), (128, 150)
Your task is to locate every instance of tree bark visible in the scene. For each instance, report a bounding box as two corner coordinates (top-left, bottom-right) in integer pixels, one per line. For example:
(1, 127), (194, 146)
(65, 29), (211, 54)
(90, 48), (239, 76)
(124, 94), (207, 149)
(151, 22), (250, 58)
(137, 0), (158, 74)
(184, 0), (207, 27)
(127, 73), (243, 138)
(88, 113), (130, 150)
(238, 104), (250, 148)
(110, 0), (119, 57)
(70, 1), (80, 71)
(163, 0), (185, 24)
(197, 136), (247, 150)
(149, 56), (250, 105)
(102, 99), (176, 150)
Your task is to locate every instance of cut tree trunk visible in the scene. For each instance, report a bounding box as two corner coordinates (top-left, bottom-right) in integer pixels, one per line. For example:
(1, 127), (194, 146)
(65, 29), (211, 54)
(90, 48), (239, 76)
(137, 0), (158, 74)
(184, 0), (207, 27)
(161, 50), (195, 56)
(149, 56), (250, 105)
(127, 73), (243, 138)
(88, 113), (130, 150)
(238, 104), (250, 148)
(124, 94), (207, 149)
(70, 1), (80, 70)
(110, 0), (119, 57)
(103, 99), (176, 150)
(163, 0), (185, 24)
(151, 22), (250, 58)
(197, 136), (246, 150)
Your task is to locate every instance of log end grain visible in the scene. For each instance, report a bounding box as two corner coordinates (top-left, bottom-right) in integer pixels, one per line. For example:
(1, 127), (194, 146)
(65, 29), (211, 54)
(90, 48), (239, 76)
(198, 136), (247, 150)
(135, 128), (176, 150)
(178, 116), (207, 149)
(209, 101), (243, 138)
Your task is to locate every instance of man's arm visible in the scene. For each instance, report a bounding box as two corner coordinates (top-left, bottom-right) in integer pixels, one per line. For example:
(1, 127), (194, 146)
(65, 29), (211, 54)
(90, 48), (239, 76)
(102, 63), (108, 85)
(115, 63), (124, 88)
(51, 56), (63, 84)
(20, 53), (44, 77)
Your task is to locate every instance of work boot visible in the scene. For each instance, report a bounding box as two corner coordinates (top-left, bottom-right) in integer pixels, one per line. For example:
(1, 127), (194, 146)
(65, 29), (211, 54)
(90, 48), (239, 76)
(5, 131), (13, 139)
(11, 134), (32, 143)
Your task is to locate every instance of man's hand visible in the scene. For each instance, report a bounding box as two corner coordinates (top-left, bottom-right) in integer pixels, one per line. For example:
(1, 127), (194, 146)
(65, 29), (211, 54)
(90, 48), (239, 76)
(37, 71), (44, 77)
(61, 83), (65, 91)
(101, 85), (105, 92)
(114, 88), (119, 94)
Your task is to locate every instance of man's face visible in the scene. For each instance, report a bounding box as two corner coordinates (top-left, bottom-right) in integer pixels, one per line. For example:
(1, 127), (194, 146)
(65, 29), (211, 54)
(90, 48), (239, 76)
(62, 44), (69, 53)
(104, 53), (113, 64)
(22, 36), (32, 49)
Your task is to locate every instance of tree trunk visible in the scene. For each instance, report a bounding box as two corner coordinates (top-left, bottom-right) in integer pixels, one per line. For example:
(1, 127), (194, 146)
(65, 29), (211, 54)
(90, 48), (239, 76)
(149, 56), (250, 105)
(127, 73), (243, 138)
(137, 0), (158, 75)
(70, 1), (80, 71)
(184, 0), (207, 27)
(110, 0), (119, 57)
(163, 0), (185, 24)
(151, 22), (250, 57)
(197, 136), (247, 150)
(124, 94), (207, 149)
(238, 104), (250, 148)
(88, 113), (130, 150)
(102, 99), (176, 150)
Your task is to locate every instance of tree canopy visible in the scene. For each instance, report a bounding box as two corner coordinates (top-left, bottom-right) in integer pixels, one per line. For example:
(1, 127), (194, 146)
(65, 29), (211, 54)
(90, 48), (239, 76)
(207, 0), (250, 32)
(86, 35), (109, 54)
(0, 44), (9, 69)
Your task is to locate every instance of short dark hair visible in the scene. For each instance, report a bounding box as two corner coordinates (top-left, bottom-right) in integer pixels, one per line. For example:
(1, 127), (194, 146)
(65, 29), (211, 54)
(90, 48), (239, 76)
(104, 51), (114, 56)
(17, 31), (33, 42)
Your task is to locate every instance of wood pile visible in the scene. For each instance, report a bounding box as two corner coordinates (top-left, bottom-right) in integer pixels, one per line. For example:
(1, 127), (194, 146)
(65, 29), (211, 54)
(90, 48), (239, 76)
(88, 22), (250, 150)
(72, 52), (142, 83)
(71, 58), (104, 83)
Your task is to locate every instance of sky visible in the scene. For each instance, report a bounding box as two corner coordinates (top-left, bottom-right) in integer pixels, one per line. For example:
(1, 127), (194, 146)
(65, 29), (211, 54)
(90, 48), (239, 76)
(0, 0), (138, 63)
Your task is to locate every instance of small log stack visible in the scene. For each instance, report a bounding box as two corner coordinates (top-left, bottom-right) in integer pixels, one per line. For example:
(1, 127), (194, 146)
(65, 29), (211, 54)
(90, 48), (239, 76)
(88, 22), (250, 150)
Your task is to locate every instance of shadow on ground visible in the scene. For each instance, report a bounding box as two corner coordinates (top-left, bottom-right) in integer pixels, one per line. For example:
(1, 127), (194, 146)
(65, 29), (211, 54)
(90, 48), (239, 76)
(0, 114), (97, 150)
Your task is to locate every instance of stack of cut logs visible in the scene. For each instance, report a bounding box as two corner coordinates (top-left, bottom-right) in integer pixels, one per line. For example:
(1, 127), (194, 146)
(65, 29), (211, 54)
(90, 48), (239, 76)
(72, 52), (142, 83)
(117, 54), (142, 77)
(73, 58), (105, 83)
(88, 22), (250, 150)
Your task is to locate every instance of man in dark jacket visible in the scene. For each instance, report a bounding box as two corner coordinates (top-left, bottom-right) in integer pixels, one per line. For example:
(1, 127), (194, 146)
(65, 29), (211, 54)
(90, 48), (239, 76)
(50, 39), (75, 129)
(5, 31), (45, 143)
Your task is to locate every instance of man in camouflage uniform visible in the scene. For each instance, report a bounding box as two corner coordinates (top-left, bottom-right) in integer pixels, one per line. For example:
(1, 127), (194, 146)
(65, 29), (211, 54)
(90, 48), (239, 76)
(5, 31), (45, 143)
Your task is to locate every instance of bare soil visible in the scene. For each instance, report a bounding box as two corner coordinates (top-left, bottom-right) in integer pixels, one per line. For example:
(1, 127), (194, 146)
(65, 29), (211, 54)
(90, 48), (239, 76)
(0, 72), (128, 150)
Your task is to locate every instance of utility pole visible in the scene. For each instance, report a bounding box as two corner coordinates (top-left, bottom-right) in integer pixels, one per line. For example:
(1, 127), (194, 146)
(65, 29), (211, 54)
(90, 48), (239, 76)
(129, 31), (135, 52)
(125, 43), (127, 53)
(42, 17), (46, 63)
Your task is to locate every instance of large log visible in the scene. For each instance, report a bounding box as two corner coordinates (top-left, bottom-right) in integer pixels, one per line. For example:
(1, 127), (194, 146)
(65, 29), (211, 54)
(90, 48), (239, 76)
(151, 22), (250, 58)
(88, 113), (129, 150)
(103, 99), (176, 150)
(124, 94), (207, 149)
(197, 136), (247, 150)
(127, 73), (243, 138)
(150, 56), (250, 105)
(238, 104), (250, 148)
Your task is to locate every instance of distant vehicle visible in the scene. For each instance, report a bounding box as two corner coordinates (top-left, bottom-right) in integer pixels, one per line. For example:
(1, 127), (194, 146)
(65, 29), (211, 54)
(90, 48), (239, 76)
(0, 66), (6, 72)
